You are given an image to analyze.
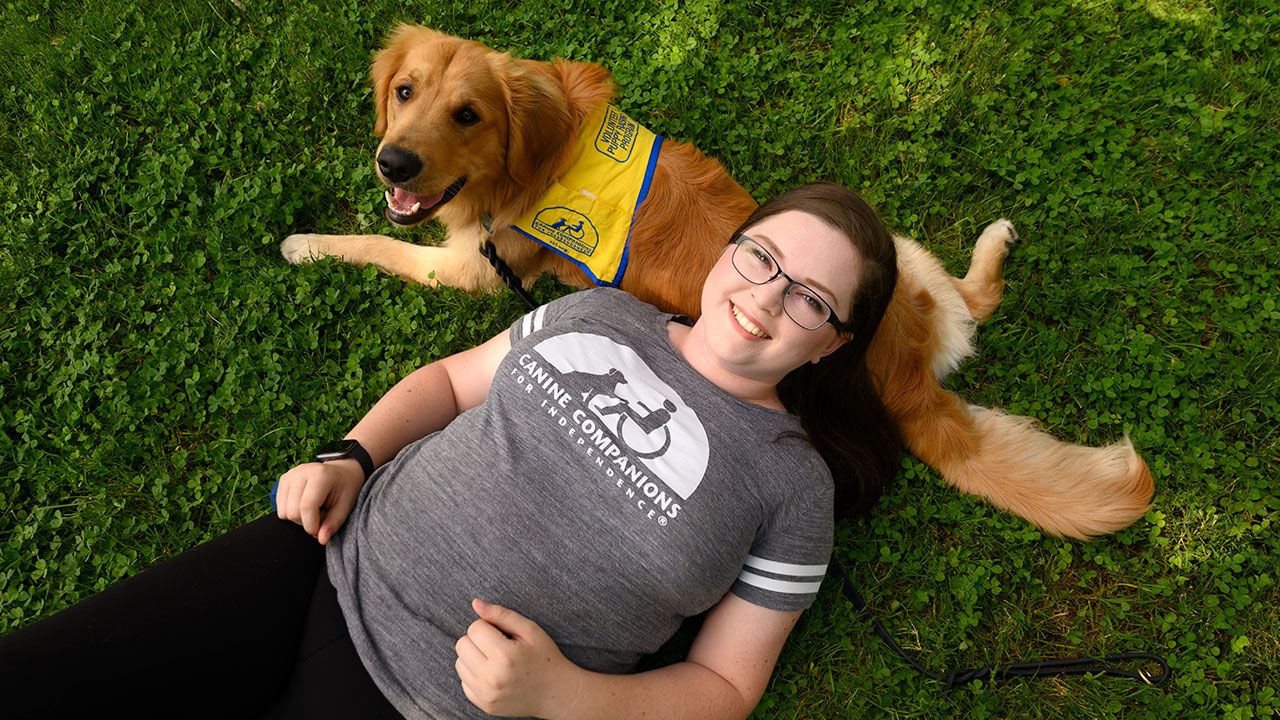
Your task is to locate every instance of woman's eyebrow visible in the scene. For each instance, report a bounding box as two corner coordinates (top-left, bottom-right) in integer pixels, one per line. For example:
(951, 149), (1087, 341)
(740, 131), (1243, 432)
(751, 232), (783, 257)
(753, 233), (842, 308)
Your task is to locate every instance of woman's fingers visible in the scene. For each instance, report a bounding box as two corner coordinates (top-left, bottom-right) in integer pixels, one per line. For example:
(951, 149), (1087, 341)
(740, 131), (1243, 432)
(278, 467), (303, 523)
(464, 615), (513, 657)
(299, 480), (326, 539)
(454, 600), (577, 718)
(317, 486), (357, 545)
(473, 599), (543, 642)
(275, 463), (353, 542)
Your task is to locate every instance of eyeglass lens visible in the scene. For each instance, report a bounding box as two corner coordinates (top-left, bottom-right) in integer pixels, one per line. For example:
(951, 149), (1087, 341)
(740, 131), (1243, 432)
(732, 238), (832, 330)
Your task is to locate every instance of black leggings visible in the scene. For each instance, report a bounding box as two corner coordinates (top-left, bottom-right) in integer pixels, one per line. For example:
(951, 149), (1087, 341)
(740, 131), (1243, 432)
(0, 514), (403, 718)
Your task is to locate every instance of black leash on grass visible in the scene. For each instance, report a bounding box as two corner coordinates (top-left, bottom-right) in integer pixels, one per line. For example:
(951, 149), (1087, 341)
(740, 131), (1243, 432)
(830, 558), (1171, 695)
(481, 240), (540, 311)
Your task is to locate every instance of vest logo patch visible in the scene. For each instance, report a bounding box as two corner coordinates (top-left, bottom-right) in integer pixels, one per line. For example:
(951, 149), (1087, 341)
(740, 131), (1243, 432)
(595, 106), (639, 163)
(531, 207), (599, 256)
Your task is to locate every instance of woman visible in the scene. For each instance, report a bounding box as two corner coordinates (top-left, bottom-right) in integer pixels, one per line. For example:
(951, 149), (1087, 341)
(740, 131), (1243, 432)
(1, 182), (900, 719)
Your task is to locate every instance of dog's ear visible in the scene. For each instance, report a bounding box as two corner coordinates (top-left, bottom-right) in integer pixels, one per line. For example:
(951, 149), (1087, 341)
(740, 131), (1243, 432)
(501, 58), (572, 188)
(371, 25), (418, 137)
(556, 60), (617, 114)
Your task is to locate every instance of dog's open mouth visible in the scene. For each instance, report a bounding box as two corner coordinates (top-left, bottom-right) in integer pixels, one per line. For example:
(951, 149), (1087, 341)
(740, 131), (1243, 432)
(384, 178), (466, 225)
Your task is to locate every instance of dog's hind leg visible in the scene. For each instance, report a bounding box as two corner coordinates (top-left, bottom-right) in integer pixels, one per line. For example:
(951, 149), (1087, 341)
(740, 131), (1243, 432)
(953, 218), (1017, 322)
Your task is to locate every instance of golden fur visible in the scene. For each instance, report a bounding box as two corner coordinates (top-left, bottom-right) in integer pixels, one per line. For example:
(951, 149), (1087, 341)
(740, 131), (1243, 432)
(282, 26), (1153, 540)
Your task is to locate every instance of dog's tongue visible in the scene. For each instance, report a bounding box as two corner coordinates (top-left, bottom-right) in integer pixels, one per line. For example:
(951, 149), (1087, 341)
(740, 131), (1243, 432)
(391, 187), (443, 212)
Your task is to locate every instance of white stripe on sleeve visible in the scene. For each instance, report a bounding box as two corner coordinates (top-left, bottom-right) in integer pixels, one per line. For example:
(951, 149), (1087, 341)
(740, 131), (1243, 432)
(532, 303), (548, 333)
(736, 569), (823, 595)
(743, 555), (828, 577)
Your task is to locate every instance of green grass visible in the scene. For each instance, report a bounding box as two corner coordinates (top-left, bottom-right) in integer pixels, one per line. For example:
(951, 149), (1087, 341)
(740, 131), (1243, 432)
(2, 0), (1276, 716)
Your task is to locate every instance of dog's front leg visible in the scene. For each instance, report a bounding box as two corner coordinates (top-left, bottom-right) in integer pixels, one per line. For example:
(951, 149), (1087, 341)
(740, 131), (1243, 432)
(281, 232), (502, 291)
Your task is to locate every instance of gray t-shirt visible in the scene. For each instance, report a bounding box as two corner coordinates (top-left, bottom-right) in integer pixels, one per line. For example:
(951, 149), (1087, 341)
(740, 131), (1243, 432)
(327, 288), (834, 720)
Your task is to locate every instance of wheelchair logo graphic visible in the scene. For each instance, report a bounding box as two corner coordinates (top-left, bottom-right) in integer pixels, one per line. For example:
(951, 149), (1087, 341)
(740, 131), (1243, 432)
(550, 217), (585, 239)
(532, 207), (598, 256)
(566, 368), (677, 459)
(533, 332), (709, 500)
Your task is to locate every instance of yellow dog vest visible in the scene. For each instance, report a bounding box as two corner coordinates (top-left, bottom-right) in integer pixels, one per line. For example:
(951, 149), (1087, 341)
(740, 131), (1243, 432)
(510, 105), (662, 287)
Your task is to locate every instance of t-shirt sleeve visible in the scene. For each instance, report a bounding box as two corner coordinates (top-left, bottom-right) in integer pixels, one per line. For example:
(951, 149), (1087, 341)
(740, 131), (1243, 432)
(508, 289), (595, 343)
(730, 455), (834, 612)
(508, 288), (644, 344)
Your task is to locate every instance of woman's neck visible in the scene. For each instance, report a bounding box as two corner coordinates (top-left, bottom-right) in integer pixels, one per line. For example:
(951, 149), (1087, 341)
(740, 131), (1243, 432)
(666, 320), (786, 411)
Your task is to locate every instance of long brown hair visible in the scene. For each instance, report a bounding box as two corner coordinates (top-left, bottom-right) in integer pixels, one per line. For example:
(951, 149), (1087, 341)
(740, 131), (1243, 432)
(732, 182), (901, 518)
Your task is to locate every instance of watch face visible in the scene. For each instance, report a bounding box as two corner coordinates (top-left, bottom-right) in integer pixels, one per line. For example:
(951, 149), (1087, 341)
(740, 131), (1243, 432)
(315, 439), (358, 461)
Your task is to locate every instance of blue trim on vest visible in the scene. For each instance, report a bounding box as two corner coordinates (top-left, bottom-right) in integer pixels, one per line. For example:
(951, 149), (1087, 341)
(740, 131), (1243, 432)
(510, 225), (622, 288)
(615, 133), (663, 288)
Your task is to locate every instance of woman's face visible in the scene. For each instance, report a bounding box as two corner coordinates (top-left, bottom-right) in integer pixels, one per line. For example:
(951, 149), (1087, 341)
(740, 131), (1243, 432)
(696, 210), (862, 385)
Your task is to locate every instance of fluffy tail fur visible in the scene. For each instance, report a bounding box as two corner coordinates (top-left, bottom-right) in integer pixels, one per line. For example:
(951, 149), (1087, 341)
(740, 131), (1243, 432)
(880, 361), (1155, 540)
(940, 406), (1153, 540)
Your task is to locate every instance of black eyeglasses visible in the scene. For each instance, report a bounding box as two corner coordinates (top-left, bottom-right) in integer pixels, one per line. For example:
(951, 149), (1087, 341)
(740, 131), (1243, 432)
(730, 236), (843, 331)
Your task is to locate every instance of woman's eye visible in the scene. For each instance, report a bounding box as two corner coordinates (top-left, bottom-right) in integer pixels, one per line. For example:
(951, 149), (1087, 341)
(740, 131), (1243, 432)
(395, 86), (412, 101)
(748, 247), (772, 267)
(797, 289), (825, 312)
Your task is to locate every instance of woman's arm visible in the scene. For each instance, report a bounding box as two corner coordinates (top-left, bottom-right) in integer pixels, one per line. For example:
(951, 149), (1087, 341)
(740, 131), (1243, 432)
(276, 330), (513, 543)
(344, 330), (513, 467)
(455, 593), (801, 720)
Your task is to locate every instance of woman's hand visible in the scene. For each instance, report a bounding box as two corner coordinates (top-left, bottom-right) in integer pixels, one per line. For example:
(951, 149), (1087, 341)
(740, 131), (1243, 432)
(454, 599), (583, 719)
(274, 459), (364, 545)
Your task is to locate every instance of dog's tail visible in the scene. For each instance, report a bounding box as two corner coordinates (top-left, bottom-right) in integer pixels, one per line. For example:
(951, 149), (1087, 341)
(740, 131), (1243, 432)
(928, 402), (1154, 540)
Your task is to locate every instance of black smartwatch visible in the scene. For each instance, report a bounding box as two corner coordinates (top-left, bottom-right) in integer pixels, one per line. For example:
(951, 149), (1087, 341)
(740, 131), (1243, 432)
(314, 439), (375, 482)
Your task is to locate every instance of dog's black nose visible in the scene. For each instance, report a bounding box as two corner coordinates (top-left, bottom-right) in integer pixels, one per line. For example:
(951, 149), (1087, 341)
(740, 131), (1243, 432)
(377, 145), (423, 183)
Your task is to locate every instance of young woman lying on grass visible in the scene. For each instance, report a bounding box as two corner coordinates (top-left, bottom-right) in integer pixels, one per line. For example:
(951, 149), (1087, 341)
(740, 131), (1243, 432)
(1, 182), (901, 720)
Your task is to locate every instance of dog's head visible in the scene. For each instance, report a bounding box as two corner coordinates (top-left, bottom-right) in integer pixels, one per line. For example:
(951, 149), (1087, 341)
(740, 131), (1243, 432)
(369, 25), (573, 227)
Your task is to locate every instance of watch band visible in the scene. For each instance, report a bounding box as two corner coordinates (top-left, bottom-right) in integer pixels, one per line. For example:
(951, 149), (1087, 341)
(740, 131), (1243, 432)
(314, 439), (375, 482)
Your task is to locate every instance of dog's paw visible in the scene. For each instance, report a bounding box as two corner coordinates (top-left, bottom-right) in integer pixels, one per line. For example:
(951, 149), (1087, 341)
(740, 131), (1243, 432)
(973, 219), (1018, 261)
(989, 218), (1019, 249)
(281, 234), (322, 265)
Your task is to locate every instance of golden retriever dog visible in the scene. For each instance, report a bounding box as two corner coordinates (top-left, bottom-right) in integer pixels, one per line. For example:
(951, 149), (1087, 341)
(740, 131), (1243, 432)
(282, 25), (1153, 540)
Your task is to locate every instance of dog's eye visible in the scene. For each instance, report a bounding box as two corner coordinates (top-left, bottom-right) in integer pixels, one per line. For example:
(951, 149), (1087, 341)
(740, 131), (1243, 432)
(395, 85), (412, 102)
(454, 106), (480, 126)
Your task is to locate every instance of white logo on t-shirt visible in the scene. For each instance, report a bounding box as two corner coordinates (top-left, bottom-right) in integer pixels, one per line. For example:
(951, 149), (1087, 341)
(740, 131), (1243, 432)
(533, 333), (709, 499)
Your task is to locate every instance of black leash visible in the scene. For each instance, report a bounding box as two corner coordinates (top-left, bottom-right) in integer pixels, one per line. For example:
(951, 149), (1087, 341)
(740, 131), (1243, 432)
(830, 558), (1171, 694)
(480, 240), (539, 311)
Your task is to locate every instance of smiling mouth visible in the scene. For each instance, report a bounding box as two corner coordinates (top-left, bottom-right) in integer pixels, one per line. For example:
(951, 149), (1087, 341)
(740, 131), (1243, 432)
(383, 178), (467, 225)
(731, 303), (770, 339)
